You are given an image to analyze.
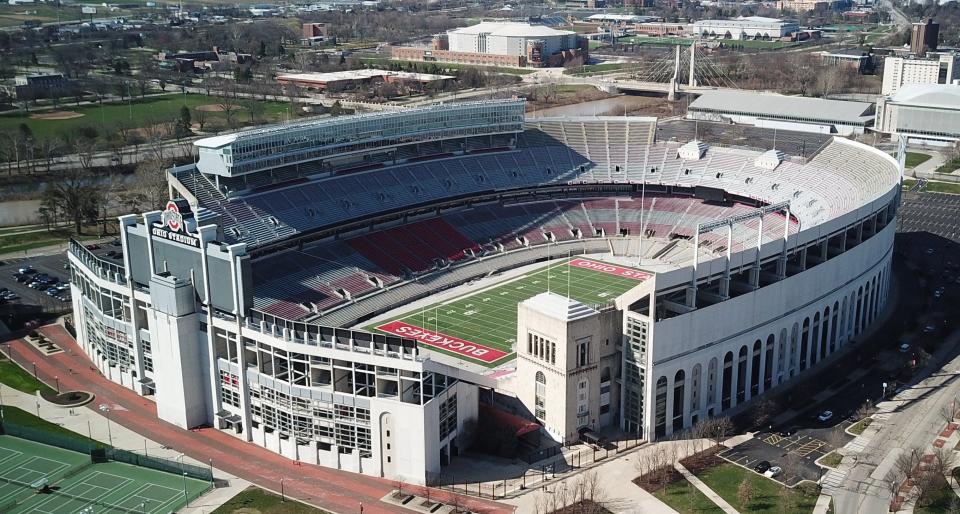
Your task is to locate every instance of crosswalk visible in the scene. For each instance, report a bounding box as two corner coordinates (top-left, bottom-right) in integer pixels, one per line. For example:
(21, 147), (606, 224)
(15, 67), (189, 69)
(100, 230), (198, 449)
(820, 468), (848, 493)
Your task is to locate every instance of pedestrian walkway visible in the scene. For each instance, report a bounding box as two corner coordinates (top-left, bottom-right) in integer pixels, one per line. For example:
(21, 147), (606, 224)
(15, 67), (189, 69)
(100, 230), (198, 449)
(674, 462), (740, 514)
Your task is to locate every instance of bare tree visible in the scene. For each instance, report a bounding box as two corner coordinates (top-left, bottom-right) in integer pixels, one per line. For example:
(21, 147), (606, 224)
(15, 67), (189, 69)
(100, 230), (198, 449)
(895, 447), (923, 480)
(931, 445), (956, 482)
(941, 404), (957, 425)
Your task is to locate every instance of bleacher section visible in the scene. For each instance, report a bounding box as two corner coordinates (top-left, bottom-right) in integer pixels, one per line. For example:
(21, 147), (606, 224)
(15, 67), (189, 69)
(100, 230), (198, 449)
(252, 194), (798, 320)
(174, 119), (893, 254)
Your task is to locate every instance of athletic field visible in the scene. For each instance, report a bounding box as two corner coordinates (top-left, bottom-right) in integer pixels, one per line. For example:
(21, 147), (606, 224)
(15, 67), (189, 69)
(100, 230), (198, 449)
(367, 257), (650, 367)
(0, 436), (209, 514)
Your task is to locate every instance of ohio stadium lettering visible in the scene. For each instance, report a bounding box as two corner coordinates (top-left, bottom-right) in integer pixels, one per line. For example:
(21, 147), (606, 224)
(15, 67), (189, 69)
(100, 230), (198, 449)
(376, 320), (509, 363)
(151, 226), (201, 248)
(568, 258), (651, 281)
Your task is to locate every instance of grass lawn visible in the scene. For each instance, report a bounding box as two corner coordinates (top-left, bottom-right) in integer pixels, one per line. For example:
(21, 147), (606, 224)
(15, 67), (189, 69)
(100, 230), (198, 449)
(212, 486), (330, 514)
(907, 179), (960, 194)
(914, 476), (959, 514)
(366, 258), (648, 366)
(819, 451), (843, 468)
(0, 94), (289, 139)
(653, 478), (725, 513)
(905, 152), (932, 168)
(697, 463), (819, 513)
(0, 354), (55, 395)
(847, 417), (872, 435)
(0, 228), (100, 255)
(935, 156), (960, 174)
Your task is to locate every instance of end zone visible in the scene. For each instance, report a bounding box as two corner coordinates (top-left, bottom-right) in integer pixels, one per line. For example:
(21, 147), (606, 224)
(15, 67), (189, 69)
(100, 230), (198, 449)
(568, 258), (652, 281)
(376, 320), (511, 363)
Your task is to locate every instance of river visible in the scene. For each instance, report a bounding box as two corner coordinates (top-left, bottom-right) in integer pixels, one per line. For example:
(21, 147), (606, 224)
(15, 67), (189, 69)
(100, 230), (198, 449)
(528, 96), (657, 118)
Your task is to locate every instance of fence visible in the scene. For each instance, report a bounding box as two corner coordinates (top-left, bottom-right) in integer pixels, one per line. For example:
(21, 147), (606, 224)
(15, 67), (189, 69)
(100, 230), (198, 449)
(427, 437), (645, 500)
(0, 418), (214, 482)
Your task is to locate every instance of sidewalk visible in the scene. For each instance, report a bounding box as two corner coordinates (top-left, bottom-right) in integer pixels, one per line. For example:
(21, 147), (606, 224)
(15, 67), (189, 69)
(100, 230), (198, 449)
(675, 462), (739, 514)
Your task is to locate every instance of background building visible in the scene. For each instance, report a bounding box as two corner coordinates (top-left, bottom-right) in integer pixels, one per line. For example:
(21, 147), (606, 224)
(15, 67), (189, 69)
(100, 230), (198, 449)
(686, 90), (874, 136)
(819, 48), (873, 74)
(876, 83), (960, 146)
(881, 53), (959, 95)
(910, 18), (939, 56)
(11, 73), (75, 100)
(277, 69), (453, 92)
(693, 17), (799, 40)
(392, 21), (587, 68)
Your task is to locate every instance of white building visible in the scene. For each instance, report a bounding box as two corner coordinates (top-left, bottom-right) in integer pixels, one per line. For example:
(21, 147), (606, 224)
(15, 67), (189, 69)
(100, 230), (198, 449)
(693, 16), (799, 40)
(881, 53), (959, 95)
(686, 90), (874, 136)
(515, 293), (621, 443)
(876, 83), (960, 146)
(446, 21), (579, 59)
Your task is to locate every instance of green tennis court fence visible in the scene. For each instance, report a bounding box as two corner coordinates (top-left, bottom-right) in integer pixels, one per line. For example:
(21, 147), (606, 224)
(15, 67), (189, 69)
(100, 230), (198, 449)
(0, 419), (213, 482)
(0, 474), (145, 514)
(0, 421), (100, 454)
(106, 448), (213, 482)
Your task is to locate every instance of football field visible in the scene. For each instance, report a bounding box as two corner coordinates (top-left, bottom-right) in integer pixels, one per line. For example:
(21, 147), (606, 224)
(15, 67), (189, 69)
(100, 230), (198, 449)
(367, 257), (650, 367)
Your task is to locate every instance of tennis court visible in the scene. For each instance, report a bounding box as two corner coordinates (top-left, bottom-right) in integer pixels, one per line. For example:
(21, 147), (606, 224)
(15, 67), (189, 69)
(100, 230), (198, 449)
(0, 436), (210, 514)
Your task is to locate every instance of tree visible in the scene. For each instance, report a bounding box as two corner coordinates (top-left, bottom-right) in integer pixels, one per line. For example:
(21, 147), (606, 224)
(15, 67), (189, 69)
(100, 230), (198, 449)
(42, 167), (98, 235)
(175, 105), (192, 138)
(133, 159), (171, 210)
(736, 478), (754, 508)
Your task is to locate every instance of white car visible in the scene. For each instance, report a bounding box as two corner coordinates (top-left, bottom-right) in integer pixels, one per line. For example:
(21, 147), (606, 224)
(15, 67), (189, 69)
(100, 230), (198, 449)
(817, 410), (834, 422)
(899, 342), (911, 353)
(765, 466), (782, 478)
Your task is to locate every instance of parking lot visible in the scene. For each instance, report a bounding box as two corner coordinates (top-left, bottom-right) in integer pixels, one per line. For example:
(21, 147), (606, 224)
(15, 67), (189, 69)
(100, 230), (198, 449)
(719, 416), (854, 486)
(900, 191), (960, 243)
(0, 239), (122, 327)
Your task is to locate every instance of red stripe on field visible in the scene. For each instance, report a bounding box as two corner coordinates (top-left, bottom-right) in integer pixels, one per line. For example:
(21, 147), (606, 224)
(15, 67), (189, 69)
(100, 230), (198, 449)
(376, 320), (509, 363)
(568, 258), (651, 281)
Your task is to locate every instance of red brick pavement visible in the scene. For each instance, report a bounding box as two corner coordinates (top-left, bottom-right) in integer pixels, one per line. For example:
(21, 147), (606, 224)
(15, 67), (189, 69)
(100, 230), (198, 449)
(3, 325), (514, 514)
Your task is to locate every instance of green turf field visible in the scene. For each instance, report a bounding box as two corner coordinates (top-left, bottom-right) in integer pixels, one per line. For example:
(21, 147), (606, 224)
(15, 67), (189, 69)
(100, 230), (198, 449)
(366, 257), (648, 367)
(0, 436), (209, 514)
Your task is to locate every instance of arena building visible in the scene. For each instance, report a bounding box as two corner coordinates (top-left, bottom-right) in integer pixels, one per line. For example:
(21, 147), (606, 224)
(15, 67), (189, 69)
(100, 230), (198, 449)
(391, 21), (587, 68)
(693, 16), (799, 40)
(67, 100), (901, 483)
(876, 83), (960, 146)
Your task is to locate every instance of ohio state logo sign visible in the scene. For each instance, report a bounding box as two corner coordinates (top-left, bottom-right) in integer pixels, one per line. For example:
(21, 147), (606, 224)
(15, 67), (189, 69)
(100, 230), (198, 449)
(161, 200), (184, 233)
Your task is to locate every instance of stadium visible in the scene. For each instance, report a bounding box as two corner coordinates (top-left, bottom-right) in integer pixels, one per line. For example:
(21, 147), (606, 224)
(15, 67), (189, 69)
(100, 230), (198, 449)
(67, 99), (902, 485)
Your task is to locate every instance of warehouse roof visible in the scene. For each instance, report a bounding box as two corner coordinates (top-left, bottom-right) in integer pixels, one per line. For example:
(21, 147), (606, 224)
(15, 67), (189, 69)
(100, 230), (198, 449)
(887, 84), (960, 110)
(688, 90), (874, 124)
(449, 21), (574, 38)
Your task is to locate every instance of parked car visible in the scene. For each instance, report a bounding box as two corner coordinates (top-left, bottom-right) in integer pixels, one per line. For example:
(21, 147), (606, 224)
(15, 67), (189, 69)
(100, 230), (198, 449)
(817, 410), (834, 422)
(777, 427), (796, 437)
(754, 461), (771, 473)
(923, 324), (936, 334)
(86, 244), (101, 250)
(18, 266), (35, 274)
(899, 342), (911, 353)
(765, 466), (782, 478)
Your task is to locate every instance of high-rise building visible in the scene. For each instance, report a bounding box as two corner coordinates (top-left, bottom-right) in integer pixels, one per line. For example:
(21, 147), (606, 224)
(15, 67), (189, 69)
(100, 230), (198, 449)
(881, 53), (958, 95)
(910, 18), (939, 56)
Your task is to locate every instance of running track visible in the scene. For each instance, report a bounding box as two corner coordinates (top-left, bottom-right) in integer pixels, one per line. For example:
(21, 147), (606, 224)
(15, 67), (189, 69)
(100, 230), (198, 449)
(4, 325), (513, 514)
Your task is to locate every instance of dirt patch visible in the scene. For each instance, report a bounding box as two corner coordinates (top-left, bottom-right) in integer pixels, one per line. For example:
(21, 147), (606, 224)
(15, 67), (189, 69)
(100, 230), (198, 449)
(678, 445), (725, 474)
(195, 103), (244, 112)
(40, 390), (95, 407)
(634, 465), (684, 493)
(29, 111), (85, 120)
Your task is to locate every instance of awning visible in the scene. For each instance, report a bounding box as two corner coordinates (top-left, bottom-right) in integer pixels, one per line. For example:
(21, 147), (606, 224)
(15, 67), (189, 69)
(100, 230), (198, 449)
(480, 404), (540, 437)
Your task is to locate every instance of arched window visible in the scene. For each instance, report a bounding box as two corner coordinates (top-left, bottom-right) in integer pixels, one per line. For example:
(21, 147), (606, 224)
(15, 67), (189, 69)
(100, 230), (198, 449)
(673, 370), (686, 432)
(655, 376), (668, 437)
(535, 372), (546, 421)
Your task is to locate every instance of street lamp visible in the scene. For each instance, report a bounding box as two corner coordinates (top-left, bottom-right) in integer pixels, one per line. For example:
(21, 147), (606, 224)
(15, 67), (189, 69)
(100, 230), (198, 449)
(182, 472), (188, 502)
(98, 404), (113, 447)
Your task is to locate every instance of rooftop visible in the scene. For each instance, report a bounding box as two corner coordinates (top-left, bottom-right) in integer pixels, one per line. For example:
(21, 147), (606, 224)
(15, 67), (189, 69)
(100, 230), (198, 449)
(688, 90), (874, 123)
(449, 21), (574, 38)
(523, 292), (599, 321)
(887, 84), (960, 109)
